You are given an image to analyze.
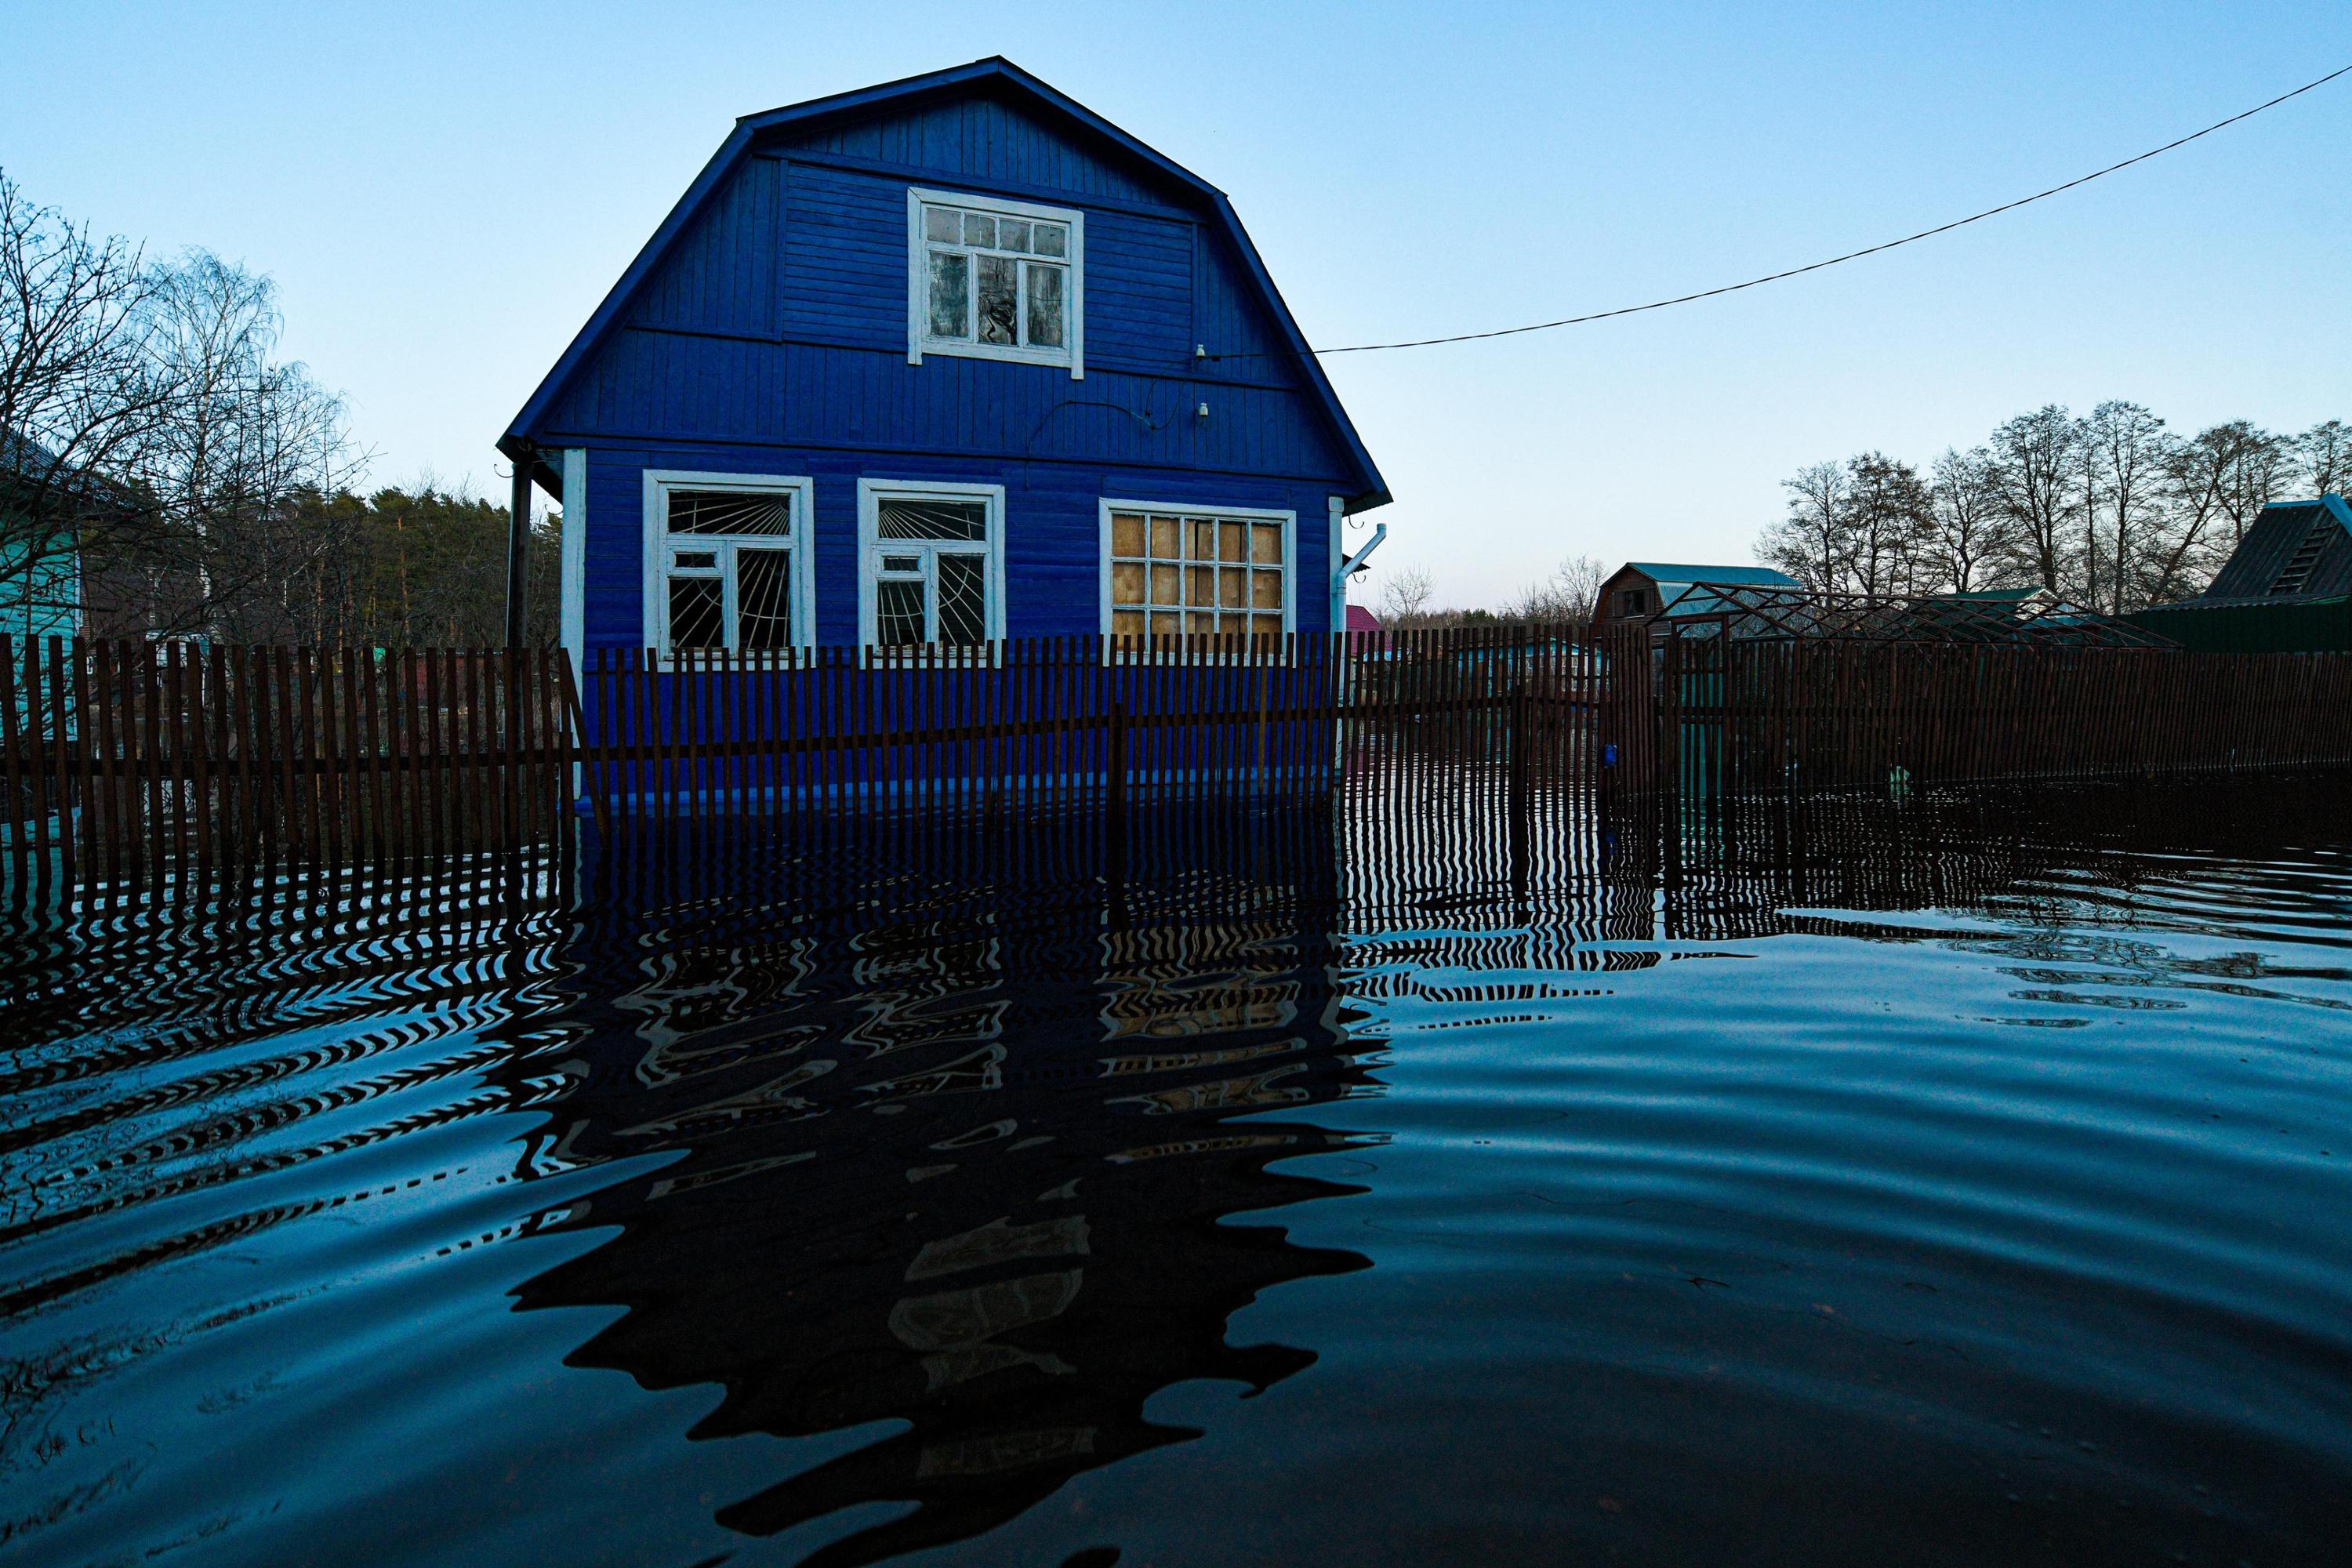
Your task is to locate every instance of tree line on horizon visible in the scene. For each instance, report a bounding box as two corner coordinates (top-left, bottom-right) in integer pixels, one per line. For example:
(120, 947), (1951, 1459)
(1, 170), (558, 651)
(1759, 405), (2347, 614)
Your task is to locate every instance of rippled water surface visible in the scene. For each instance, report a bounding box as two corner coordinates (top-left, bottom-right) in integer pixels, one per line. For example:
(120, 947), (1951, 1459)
(5, 777), (2351, 1566)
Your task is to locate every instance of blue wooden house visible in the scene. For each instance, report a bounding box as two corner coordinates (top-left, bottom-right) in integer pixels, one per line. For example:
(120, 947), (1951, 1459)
(499, 57), (1388, 674)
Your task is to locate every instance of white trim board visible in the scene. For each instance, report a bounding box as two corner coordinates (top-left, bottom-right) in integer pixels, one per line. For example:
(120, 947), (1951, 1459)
(638, 468), (817, 659)
(559, 448), (586, 673)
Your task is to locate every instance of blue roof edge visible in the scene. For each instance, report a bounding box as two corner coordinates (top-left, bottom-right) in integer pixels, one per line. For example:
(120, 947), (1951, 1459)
(499, 56), (1389, 511)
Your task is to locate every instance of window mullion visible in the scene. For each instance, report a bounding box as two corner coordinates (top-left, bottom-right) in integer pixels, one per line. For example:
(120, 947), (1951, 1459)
(719, 542), (739, 653)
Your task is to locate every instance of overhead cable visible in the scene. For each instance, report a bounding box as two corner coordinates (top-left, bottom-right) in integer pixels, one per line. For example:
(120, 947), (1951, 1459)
(1220, 63), (2352, 360)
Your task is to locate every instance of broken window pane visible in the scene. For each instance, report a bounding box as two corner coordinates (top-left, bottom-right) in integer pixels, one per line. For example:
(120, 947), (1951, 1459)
(879, 499), (988, 540)
(975, 256), (1017, 345)
(1025, 263), (1065, 349)
(936, 553), (986, 644)
(927, 251), (969, 339)
(925, 205), (960, 243)
(1033, 223), (1067, 257)
(998, 218), (1029, 252)
(877, 579), (925, 647)
(962, 212), (996, 249)
(737, 548), (793, 651)
(669, 576), (724, 651)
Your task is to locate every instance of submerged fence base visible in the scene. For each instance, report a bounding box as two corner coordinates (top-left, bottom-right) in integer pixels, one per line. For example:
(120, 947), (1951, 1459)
(8, 626), (2352, 902)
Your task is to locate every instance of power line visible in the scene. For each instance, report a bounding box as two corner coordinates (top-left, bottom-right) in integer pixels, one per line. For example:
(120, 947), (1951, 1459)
(1224, 62), (2352, 361)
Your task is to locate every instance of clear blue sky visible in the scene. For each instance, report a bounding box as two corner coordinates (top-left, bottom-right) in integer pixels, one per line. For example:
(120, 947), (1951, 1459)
(6, 2), (2347, 607)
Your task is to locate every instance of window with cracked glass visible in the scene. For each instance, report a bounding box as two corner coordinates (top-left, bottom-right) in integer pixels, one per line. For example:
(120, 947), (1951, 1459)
(916, 194), (1076, 365)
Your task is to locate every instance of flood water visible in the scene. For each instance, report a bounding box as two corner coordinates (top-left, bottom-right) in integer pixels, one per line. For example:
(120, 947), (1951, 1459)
(5, 774), (2351, 1566)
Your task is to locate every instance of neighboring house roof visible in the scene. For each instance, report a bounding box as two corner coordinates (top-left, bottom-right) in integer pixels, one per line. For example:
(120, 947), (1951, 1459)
(1344, 604), (1381, 633)
(499, 56), (1389, 510)
(1619, 563), (1800, 588)
(1610, 562), (1799, 617)
(2195, 495), (2352, 604)
(1, 429), (138, 514)
(1946, 586), (2052, 604)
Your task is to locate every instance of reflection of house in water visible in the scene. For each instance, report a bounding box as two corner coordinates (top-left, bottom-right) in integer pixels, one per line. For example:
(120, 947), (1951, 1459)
(516, 814), (1376, 1566)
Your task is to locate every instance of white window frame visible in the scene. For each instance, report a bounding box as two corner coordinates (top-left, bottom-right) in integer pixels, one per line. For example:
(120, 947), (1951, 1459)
(905, 185), (1084, 379)
(857, 478), (1007, 652)
(1098, 499), (1297, 661)
(641, 469), (816, 662)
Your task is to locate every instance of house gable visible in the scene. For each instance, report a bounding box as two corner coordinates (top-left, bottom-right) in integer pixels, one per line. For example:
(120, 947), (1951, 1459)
(2201, 495), (2352, 601)
(506, 59), (1385, 507)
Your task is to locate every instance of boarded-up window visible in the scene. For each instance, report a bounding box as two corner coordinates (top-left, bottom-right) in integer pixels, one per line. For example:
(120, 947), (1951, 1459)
(1107, 509), (1287, 648)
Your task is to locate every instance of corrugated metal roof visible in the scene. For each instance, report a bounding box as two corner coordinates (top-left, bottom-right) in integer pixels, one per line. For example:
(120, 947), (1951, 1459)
(2200, 495), (2352, 601)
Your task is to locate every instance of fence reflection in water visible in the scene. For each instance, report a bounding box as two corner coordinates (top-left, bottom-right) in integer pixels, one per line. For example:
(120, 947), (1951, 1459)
(7, 762), (2352, 1566)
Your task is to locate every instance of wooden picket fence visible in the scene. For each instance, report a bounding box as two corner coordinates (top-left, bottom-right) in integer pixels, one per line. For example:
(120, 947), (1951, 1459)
(573, 628), (1632, 822)
(1, 637), (579, 898)
(10, 622), (2352, 902)
(1656, 630), (2352, 794)
(0, 627), (1635, 896)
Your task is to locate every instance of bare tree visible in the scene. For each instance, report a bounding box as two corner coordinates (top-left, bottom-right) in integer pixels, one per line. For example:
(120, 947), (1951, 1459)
(1374, 563), (1435, 623)
(1501, 551), (1606, 622)
(0, 172), (172, 637)
(2204, 419), (2287, 549)
(2298, 419), (2349, 497)
(1986, 405), (2085, 594)
(1842, 452), (1932, 597)
(2082, 400), (2172, 613)
(110, 252), (366, 637)
(1758, 460), (1849, 593)
(1, 172), (365, 642)
(1552, 552), (1605, 622)
(1925, 445), (2009, 592)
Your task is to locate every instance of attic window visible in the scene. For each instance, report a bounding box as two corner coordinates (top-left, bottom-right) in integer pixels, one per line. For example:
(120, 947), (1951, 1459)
(907, 187), (1083, 377)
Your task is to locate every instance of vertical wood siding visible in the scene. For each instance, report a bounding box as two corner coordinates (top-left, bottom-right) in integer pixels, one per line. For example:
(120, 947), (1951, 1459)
(538, 85), (1367, 652)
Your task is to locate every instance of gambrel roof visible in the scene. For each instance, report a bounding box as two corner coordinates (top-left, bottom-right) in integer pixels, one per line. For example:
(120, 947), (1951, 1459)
(500, 57), (1388, 509)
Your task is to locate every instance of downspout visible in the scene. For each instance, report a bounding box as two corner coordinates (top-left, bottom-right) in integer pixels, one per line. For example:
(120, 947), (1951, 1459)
(1333, 520), (1388, 607)
(1331, 518), (1387, 707)
(504, 445), (535, 648)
